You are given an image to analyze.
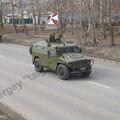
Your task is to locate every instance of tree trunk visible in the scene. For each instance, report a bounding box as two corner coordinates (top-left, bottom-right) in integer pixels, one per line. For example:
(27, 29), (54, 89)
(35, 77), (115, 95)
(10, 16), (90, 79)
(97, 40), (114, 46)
(70, 0), (74, 35)
(11, 0), (17, 33)
(32, 6), (37, 35)
(92, 0), (97, 46)
(93, 24), (97, 46)
(108, 0), (114, 47)
(0, 2), (3, 29)
(100, 0), (106, 40)
(38, 10), (41, 25)
(19, 0), (27, 35)
(36, 0), (41, 25)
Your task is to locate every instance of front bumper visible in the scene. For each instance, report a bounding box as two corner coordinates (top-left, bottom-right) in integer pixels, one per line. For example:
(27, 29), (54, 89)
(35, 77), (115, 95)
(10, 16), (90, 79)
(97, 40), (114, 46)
(70, 67), (91, 75)
(68, 59), (94, 68)
(67, 59), (94, 74)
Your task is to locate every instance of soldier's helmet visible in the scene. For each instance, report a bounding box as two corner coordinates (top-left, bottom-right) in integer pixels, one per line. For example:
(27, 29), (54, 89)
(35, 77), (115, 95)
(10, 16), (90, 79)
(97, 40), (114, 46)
(49, 33), (56, 42)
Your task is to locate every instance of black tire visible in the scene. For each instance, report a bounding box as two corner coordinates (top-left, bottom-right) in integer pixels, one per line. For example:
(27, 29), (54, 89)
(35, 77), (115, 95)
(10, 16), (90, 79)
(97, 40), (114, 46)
(29, 46), (33, 55)
(57, 64), (70, 80)
(81, 71), (91, 77)
(34, 58), (44, 72)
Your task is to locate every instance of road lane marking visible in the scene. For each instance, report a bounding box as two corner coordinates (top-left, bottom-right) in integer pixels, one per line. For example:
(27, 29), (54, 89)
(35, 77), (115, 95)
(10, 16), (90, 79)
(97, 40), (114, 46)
(0, 55), (5, 58)
(89, 81), (111, 89)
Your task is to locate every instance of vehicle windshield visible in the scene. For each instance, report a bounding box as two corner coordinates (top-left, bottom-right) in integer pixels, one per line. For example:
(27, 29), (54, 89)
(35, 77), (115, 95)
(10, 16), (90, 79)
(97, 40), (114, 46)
(56, 46), (81, 56)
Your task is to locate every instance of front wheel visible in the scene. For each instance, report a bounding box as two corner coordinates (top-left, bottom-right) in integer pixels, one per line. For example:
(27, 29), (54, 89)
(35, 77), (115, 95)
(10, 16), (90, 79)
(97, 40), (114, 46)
(34, 58), (44, 72)
(57, 64), (70, 80)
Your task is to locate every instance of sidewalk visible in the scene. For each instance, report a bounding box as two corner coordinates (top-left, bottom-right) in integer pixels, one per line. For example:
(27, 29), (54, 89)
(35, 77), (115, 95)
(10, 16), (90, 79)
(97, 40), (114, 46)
(0, 111), (11, 120)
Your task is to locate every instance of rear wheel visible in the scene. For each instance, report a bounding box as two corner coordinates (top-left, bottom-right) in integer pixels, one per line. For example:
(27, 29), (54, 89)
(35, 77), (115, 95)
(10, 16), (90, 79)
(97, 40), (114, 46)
(57, 64), (70, 80)
(0, 35), (2, 42)
(29, 46), (33, 55)
(34, 58), (44, 72)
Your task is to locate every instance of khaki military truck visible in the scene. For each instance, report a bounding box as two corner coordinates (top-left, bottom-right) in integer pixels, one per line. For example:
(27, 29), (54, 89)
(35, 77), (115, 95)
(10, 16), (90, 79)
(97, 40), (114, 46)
(29, 34), (94, 80)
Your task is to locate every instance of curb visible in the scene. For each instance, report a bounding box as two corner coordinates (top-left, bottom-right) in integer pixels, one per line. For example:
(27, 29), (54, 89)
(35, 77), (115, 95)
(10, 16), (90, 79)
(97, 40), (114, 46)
(1, 42), (120, 65)
(0, 103), (28, 120)
(87, 55), (120, 65)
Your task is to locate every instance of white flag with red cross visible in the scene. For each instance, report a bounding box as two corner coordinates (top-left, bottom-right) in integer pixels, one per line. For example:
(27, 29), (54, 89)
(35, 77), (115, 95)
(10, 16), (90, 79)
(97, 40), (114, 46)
(48, 12), (58, 25)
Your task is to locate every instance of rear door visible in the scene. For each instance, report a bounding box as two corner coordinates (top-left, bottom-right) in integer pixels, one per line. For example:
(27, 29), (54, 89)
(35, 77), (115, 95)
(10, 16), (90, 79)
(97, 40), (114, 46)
(48, 48), (57, 70)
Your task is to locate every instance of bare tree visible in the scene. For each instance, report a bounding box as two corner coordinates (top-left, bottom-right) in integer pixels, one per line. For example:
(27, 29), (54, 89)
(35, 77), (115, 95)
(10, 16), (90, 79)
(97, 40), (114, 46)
(108, 0), (114, 46)
(1, 0), (119, 47)
(100, 0), (106, 40)
(10, 0), (17, 33)
(36, 0), (41, 25)
(19, 0), (27, 35)
(0, 1), (3, 29)
(30, 0), (37, 35)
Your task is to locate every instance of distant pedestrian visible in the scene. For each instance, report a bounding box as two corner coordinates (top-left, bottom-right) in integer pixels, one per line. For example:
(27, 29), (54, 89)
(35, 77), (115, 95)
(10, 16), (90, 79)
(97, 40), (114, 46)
(41, 20), (46, 31)
(43, 20), (46, 26)
(49, 33), (56, 42)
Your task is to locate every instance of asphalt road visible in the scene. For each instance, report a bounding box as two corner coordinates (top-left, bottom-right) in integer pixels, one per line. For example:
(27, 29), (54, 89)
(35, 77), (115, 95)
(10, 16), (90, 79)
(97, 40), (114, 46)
(0, 43), (120, 120)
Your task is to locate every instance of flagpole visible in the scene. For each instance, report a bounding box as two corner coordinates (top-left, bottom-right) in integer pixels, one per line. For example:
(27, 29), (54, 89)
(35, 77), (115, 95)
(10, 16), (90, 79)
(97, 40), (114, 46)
(57, 0), (62, 35)
(57, 12), (59, 35)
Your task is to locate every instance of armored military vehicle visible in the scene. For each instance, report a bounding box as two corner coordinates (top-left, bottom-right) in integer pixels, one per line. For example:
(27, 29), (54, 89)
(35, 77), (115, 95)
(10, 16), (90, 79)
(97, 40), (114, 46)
(29, 34), (94, 80)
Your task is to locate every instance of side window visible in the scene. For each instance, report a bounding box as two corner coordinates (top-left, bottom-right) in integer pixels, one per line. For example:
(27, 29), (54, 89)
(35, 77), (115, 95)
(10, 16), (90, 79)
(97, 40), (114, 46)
(38, 46), (48, 55)
(42, 46), (48, 54)
(73, 47), (81, 53)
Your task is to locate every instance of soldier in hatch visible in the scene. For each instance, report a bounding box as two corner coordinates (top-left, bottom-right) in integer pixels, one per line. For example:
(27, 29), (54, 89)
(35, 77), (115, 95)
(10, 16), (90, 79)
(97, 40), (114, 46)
(49, 33), (56, 42)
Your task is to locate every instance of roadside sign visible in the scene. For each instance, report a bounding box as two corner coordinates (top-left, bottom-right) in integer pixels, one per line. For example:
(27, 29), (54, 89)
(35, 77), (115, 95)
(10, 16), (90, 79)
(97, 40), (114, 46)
(48, 12), (58, 25)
